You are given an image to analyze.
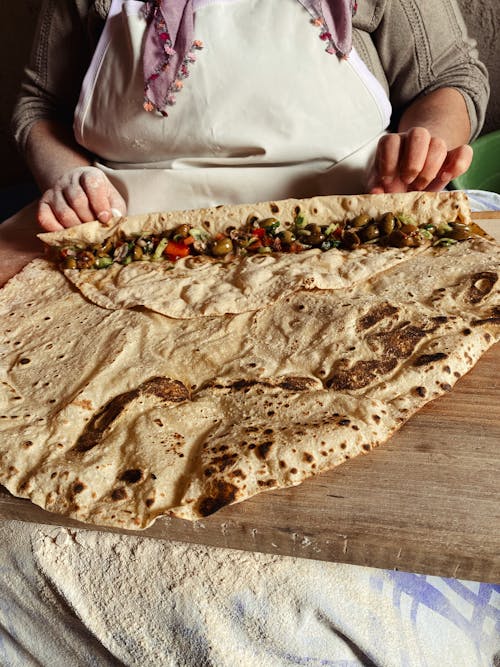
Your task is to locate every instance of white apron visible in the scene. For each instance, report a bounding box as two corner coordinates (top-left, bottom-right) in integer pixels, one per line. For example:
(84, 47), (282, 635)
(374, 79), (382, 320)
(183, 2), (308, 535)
(74, 0), (392, 213)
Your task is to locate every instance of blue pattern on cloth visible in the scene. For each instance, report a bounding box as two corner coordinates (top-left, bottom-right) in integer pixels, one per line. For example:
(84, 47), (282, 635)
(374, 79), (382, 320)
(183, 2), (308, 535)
(370, 571), (500, 666)
(462, 188), (500, 212)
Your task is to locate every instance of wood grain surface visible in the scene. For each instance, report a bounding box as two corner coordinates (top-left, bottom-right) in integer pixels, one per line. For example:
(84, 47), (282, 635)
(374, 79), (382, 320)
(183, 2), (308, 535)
(1, 204), (499, 582)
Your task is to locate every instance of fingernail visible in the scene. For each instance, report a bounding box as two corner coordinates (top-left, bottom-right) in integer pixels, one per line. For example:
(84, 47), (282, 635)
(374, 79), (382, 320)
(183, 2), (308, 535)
(440, 172), (452, 182)
(97, 211), (111, 223)
(110, 208), (123, 218)
(381, 176), (393, 185)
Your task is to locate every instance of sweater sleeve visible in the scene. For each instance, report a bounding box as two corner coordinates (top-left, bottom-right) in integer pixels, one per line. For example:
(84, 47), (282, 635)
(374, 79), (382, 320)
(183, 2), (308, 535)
(11, 0), (104, 155)
(353, 0), (490, 141)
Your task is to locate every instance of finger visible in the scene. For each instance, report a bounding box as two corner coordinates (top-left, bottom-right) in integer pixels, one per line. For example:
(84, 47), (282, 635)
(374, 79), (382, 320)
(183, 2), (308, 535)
(400, 127), (431, 184)
(427, 144), (474, 192)
(410, 137), (448, 191)
(37, 201), (64, 232)
(79, 169), (113, 221)
(370, 176), (409, 194)
(62, 183), (95, 223)
(380, 176), (410, 193)
(373, 134), (402, 188)
(51, 190), (84, 228)
(40, 189), (83, 228)
(107, 187), (127, 219)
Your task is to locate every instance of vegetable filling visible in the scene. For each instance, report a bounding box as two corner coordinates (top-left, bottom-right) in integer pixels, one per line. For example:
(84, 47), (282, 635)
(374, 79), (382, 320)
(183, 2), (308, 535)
(56, 211), (474, 270)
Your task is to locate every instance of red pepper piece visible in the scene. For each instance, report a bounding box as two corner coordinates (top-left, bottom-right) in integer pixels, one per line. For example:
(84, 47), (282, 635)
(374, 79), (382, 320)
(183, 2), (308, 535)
(164, 240), (191, 260)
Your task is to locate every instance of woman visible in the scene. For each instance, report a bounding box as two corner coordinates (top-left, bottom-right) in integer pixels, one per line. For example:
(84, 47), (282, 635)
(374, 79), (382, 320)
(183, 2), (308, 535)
(3, 4), (498, 665)
(13, 0), (489, 231)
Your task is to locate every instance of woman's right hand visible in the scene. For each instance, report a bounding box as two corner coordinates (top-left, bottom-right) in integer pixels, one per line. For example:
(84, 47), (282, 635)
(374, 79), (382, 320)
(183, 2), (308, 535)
(38, 166), (127, 232)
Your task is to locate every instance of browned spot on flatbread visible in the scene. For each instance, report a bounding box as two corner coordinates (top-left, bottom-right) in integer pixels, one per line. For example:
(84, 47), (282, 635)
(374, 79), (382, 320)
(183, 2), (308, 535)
(256, 442), (272, 460)
(470, 316), (500, 327)
(413, 352), (448, 367)
(213, 376), (317, 393)
(197, 481), (239, 517)
(111, 488), (127, 501)
(330, 320), (449, 389)
(120, 469), (143, 484)
(372, 322), (430, 358)
(357, 303), (398, 331)
(327, 358), (397, 391)
(257, 479), (277, 488)
(74, 377), (189, 453)
(467, 272), (497, 304)
(229, 379), (259, 391)
(209, 452), (238, 472)
(73, 481), (85, 494)
(270, 203), (279, 213)
(278, 376), (317, 391)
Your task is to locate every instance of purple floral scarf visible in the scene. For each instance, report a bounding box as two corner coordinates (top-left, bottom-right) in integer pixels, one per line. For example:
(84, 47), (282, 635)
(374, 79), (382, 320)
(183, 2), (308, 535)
(142, 0), (357, 114)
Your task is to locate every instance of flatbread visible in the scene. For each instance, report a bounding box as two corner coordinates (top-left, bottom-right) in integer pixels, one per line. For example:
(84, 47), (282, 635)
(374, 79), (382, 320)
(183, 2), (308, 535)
(39, 191), (471, 319)
(0, 223), (498, 528)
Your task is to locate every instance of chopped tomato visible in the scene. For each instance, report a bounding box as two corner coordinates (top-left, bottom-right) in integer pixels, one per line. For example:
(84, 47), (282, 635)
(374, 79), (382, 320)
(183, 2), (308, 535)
(183, 236), (195, 246)
(252, 227), (265, 238)
(164, 240), (191, 260)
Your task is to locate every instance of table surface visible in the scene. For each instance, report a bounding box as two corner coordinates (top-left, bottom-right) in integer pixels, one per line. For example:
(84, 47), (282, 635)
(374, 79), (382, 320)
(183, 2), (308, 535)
(1, 204), (499, 583)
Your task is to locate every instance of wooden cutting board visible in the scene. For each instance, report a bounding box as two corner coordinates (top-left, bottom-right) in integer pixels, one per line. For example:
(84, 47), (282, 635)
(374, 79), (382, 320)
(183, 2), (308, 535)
(1, 205), (499, 583)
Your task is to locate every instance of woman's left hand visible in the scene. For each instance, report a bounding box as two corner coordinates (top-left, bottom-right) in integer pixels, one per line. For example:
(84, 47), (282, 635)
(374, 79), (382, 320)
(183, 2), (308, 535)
(368, 127), (473, 194)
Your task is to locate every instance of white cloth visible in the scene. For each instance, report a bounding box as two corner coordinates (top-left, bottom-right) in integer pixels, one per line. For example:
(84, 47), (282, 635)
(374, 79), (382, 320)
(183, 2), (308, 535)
(0, 520), (498, 667)
(461, 189), (500, 211)
(74, 0), (391, 213)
